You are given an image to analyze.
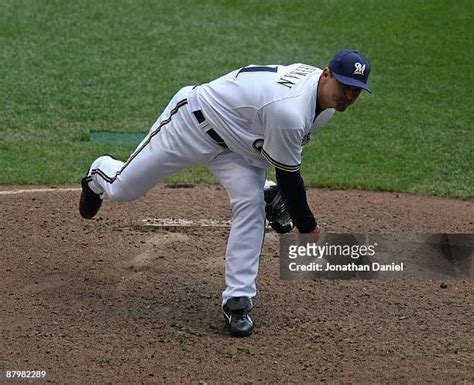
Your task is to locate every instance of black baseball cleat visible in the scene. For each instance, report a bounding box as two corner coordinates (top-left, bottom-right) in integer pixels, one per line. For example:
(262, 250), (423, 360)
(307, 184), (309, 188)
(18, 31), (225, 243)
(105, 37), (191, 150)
(222, 297), (254, 337)
(79, 176), (103, 219)
(79, 153), (118, 219)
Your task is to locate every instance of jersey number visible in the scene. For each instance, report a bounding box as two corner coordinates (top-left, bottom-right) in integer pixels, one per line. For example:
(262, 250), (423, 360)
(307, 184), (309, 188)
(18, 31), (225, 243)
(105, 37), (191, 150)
(237, 65), (278, 77)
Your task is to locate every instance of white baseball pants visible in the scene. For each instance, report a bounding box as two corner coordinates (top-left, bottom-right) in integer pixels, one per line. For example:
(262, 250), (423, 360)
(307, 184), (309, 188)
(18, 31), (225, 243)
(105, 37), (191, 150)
(87, 86), (267, 305)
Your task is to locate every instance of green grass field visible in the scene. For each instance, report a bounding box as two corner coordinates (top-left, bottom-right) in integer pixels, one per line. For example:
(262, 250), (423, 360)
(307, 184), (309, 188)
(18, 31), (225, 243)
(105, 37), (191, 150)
(1, 0), (472, 197)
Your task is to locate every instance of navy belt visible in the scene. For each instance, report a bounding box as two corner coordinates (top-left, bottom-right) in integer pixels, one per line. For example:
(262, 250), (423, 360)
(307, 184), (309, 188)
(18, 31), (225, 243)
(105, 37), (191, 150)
(193, 110), (228, 148)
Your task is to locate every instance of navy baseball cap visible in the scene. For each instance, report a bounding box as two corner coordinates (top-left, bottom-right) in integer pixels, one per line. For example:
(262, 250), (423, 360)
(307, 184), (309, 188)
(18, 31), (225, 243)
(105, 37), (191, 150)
(328, 49), (371, 92)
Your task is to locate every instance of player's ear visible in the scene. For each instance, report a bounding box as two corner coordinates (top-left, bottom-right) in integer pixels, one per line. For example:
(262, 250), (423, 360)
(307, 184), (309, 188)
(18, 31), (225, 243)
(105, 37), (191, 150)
(321, 67), (331, 79)
(320, 68), (331, 84)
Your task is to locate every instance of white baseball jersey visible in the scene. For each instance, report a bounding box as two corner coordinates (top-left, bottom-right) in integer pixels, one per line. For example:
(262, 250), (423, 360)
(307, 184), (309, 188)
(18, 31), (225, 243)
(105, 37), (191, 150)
(193, 64), (336, 171)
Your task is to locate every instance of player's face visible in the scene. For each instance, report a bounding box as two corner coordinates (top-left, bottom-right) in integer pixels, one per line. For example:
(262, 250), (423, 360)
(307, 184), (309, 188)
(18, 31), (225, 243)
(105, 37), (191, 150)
(321, 69), (362, 111)
(332, 76), (362, 111)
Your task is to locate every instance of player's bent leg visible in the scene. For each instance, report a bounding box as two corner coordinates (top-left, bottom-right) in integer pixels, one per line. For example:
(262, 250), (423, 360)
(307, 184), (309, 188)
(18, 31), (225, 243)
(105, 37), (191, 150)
(80, 86), (221, 218)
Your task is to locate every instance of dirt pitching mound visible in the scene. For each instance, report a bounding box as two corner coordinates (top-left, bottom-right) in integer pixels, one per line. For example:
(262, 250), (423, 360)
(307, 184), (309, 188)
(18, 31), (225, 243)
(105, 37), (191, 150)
(1, 185), (472, 384)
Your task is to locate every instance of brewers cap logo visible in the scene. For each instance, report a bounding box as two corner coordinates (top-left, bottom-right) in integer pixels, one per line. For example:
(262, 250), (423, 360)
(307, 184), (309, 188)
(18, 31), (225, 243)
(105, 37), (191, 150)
(353, 62), (366, 76)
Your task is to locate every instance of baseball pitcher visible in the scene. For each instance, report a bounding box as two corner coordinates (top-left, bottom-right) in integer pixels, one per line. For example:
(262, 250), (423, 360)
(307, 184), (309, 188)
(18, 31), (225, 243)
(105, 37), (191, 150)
(79, 49), (371, 337)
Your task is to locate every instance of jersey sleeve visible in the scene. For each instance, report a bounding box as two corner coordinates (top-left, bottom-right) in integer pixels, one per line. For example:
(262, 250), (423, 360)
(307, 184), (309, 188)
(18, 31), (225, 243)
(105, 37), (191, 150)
(259, 103), (305, 172)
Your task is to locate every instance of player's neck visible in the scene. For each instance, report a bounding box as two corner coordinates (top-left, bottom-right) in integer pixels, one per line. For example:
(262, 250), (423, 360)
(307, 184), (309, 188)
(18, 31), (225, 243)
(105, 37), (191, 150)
(317, 78), (327, 109)
(317, 69), (334, 110)
(316, 77), (327, 112)
(317, 86), (329, 110)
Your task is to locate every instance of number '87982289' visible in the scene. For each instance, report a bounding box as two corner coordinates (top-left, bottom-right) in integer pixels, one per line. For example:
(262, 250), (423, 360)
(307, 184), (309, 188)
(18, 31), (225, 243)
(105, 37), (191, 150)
(3, 370), (47, 379)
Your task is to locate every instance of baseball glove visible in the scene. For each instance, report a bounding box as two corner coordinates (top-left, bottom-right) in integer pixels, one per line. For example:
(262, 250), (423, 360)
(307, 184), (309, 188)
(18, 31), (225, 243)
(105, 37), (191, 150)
(264, 184), (294, 234)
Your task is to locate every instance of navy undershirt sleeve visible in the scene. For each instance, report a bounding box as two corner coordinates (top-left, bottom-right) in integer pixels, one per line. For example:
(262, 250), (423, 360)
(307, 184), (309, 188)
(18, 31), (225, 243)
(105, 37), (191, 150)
(275, 168), (317, 233)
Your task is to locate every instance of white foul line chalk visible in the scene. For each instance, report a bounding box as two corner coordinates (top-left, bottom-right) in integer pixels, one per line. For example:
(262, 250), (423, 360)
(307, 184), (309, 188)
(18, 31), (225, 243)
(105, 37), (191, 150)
(0, 187), (81, 196)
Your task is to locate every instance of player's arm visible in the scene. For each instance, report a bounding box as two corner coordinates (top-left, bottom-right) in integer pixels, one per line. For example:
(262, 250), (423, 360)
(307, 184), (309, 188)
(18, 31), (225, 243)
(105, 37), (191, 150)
(259, 103), (320, 234)
(260, 129), (319, 234)
(275, 168), (318, 234)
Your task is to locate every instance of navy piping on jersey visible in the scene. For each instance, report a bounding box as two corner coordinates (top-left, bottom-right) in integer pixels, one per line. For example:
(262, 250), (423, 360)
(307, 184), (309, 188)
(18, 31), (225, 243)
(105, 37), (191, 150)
(90, 98), (188, 184)
(260, 148), (300, 172)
